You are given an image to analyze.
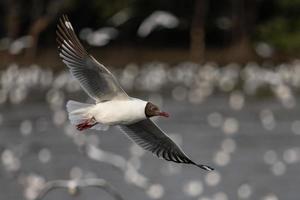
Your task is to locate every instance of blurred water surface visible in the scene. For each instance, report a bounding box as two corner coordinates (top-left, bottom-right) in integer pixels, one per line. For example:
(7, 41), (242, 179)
(1, 61), (300, 200)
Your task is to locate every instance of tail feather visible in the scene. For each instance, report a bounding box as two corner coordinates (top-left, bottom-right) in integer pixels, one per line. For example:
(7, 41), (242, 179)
(66, 100), (92, 113)
(66, 100), (108, 131)
(66, 100), (93, 125)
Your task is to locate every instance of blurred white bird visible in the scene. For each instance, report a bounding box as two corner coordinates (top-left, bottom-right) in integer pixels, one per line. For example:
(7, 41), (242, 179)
(9, 35), (33, 55)
(79, 27), (118, 47)
(56, 15), (213, 171)
(137, 11), (179, 37)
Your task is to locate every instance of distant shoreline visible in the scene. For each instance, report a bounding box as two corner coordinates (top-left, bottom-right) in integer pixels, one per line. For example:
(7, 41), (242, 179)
(0, 45), (298, 69)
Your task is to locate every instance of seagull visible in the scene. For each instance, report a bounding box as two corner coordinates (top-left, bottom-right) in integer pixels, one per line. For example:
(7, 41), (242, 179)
(56, 15), (213, 171)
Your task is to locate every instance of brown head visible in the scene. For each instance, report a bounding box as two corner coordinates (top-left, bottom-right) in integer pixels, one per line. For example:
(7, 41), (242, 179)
(145, 102), (169, 118)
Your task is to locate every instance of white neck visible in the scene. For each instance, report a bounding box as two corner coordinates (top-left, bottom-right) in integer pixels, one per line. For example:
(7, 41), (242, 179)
(130, 98), (148, 120)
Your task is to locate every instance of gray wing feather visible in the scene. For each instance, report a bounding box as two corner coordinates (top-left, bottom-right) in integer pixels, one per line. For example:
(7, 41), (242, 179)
(119, 119), (213, 171)
(56, 15), (128, 102)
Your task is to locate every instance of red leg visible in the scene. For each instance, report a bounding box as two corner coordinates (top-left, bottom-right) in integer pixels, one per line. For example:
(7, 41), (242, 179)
(76, 118), (96, 131)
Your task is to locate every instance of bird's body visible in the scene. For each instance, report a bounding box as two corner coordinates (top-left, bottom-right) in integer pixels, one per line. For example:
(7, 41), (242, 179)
(69, 98), (148, 126)
(57, 15), (213, 171)
(92, 98), (148, 125)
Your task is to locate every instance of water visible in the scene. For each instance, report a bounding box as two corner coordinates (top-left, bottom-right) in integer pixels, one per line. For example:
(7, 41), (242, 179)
(1, 61), (300, 199)
(1, 95), (300, 200)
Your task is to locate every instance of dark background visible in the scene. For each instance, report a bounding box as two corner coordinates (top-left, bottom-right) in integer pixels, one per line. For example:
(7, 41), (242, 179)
(0, 1), (300, 200)
(0, 0), (299, 66)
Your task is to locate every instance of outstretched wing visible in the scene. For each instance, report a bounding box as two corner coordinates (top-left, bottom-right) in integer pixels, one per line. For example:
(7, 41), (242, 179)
(56, 15), (128, 102)
(119, 119), (213, 171)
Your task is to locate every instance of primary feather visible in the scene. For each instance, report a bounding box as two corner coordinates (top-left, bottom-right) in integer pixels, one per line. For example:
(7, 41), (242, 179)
(119, 119), (213, 171)
(57, 15), (127, 102)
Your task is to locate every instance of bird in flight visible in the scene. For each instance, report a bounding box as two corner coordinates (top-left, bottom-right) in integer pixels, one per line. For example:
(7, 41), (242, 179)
(56, 15), (213, 171)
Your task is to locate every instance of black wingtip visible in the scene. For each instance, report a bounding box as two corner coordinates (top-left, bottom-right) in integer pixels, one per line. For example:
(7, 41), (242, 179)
(196, 164), (214, 171)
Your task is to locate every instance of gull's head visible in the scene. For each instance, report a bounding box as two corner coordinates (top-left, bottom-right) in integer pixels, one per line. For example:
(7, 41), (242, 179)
(145, 102), (169, 118)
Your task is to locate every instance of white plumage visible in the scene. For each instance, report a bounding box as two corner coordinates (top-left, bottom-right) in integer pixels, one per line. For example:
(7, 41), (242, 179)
(57, 15), (213, 171)
(91, 98), (148, 125)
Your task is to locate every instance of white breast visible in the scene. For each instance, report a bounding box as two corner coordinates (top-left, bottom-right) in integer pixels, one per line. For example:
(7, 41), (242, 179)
(90, 98), (147, 125)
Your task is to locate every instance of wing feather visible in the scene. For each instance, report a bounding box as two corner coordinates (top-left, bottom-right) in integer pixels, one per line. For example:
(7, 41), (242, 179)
(56, 15), (128, 102)
(119, 119), (213, 171)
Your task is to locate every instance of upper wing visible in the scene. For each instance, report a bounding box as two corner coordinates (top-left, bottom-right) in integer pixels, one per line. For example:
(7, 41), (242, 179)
(56, 15), (128, 102)
(119, 119), (213, 171)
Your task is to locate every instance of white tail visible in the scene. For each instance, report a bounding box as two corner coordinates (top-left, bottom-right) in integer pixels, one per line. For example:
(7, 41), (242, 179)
(66, 100), (108, 131)
(66, 100), (93, 125)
